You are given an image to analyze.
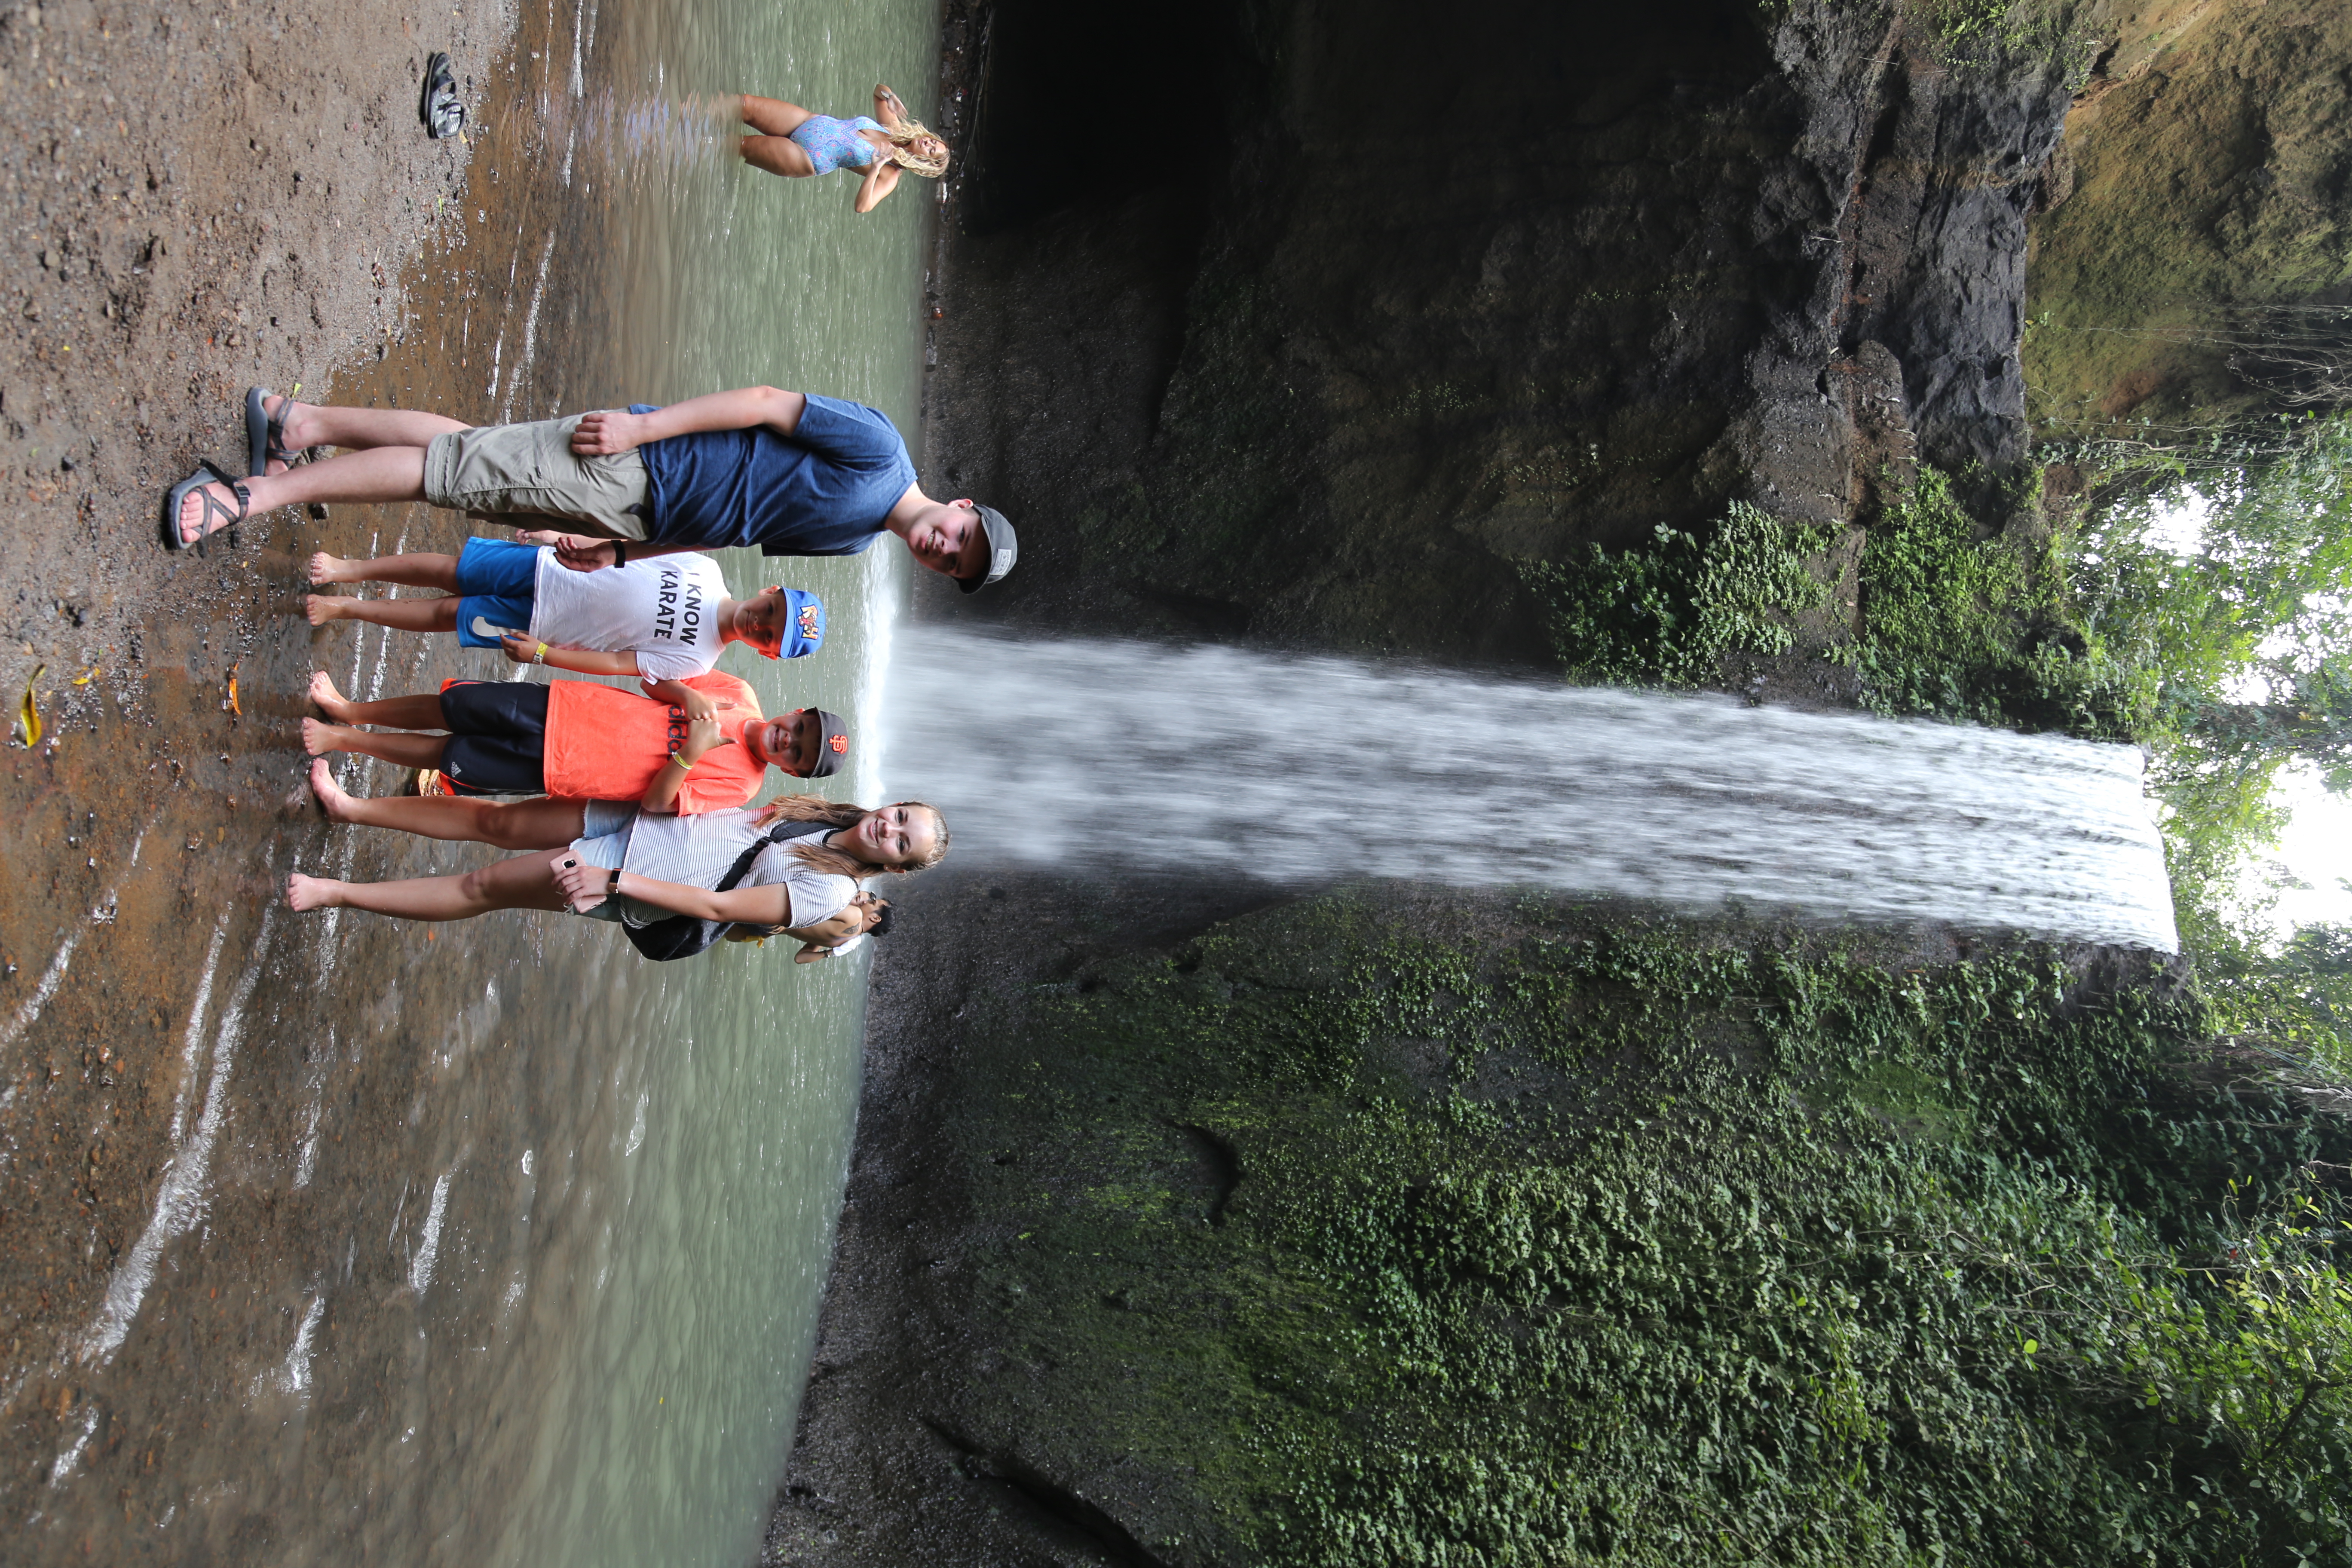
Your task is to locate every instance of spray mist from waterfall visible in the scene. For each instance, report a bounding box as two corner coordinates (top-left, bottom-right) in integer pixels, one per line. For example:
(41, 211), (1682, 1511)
(881, 628), (2179, 951)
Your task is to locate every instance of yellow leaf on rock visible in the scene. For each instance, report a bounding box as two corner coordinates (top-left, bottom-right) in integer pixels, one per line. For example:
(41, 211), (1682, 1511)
(16, 665), (43, 747)
(225, 663), (242, 718)
(71, 667), (97, 686)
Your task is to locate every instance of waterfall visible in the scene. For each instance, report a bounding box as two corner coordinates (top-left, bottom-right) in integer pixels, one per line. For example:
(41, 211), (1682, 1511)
(881, 628), (2178, 951)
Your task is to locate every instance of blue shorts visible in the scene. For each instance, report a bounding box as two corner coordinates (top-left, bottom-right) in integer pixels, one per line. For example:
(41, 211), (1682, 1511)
(453, 538), (544, 648)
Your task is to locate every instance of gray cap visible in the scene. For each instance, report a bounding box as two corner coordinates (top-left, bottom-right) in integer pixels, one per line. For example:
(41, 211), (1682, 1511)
(958, 505), (1017, 594)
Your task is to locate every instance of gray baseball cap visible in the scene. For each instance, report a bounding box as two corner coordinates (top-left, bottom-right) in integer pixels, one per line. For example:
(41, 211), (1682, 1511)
(958, 505), (1018, 594)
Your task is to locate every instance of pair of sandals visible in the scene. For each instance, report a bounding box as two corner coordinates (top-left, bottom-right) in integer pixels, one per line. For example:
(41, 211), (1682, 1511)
(160, 386), (312, 552)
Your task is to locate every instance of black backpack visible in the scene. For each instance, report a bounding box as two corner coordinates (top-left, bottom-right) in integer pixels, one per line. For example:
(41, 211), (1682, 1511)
(622, 817), (840, 962)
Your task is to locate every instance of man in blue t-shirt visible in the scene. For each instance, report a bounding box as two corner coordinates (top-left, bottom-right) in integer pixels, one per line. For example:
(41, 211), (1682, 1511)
(163, 386), (1019, 594)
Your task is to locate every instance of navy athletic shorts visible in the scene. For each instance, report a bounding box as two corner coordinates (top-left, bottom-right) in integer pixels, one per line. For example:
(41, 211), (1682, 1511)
(437, 680), (549, 794)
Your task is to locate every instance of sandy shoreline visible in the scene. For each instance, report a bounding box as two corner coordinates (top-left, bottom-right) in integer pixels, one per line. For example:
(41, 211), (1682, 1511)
(0, 0), (571, 1547)
(0, 0), (504, 689)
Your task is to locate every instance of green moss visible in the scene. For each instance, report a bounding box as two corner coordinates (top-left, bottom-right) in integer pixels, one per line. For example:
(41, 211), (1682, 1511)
(940, 895), (2352, 1566)
(2023, 0), (2352, 428)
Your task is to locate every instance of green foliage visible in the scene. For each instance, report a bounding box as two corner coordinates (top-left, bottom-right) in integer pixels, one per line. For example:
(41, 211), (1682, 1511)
(2159, 766), (2295, 961)
(2054, 413), (2352, 948)
(1520, 502), (1831, 686)
(953, 900), (2352, 1566)
(2058, 415), (2352, 727)
(2197, 922), (2352, 1087)
(1831, 466), (2134, 729)
(1519, 467), (2147, 732)
(1911, 0), (2099, 72)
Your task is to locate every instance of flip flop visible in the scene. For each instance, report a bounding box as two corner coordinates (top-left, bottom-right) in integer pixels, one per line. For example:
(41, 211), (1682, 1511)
(420, 52), (465, 140)
(161, 460), (252, 552)
(244, 386), (310, 478)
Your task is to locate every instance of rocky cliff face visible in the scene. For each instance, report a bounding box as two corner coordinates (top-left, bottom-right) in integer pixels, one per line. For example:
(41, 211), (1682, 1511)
(916, 0), (2079, 665)
(2025, 0), (2352, 423)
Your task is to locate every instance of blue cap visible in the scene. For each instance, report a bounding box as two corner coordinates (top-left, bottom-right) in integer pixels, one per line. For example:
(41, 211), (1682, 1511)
(777, 588), (826, 660)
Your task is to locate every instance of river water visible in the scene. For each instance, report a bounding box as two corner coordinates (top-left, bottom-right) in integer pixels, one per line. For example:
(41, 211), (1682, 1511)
(4, 1), (926, 1563)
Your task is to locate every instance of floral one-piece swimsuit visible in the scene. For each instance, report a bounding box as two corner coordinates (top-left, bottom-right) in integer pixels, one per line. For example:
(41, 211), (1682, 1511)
(787, 114), (885, 176)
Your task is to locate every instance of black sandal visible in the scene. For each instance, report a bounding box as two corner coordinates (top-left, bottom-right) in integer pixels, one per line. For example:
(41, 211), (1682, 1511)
(161, 460), (251, 552)
(420, 52), (465, 140)
(245, 386), (310, 477)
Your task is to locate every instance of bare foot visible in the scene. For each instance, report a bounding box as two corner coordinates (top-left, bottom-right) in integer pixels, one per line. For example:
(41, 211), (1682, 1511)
(309, 551), (355, 585)
(303, 594), (346, 626)
(308, 669), (353, 719)
(300, 717), (346, 758)
(286, 873), (340, 912)
(309, 757), (355, 821)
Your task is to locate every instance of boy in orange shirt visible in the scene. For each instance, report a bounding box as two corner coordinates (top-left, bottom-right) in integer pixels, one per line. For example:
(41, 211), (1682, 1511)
(300, 669), (848, 812)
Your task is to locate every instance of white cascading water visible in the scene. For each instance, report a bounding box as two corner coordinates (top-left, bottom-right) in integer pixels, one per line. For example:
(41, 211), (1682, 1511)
(882, 628), (2180, 951)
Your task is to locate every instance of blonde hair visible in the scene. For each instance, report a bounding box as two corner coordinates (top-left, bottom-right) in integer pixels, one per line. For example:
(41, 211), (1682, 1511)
(752, 795), (950, 879)
(883, 119), (950, 179)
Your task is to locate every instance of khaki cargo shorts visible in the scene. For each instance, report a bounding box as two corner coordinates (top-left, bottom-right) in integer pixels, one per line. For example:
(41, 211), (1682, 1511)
(423, 415), (651, 539)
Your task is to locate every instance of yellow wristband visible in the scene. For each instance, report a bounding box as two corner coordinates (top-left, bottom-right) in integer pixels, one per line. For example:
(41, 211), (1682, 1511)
(533, 642), (548, 665)
(670, 751), (693, 771)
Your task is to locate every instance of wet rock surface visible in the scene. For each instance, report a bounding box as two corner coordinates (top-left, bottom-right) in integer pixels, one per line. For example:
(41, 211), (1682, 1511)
(769, 872), (1292, 1568)
(912, 0), (2075, 666)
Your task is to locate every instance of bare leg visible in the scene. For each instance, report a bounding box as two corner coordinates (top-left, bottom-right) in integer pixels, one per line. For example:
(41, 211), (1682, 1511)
(175, 446), (430, 545)
(312, 759), (586, 849)
(310, 551), (463, 588)
(288, 848), (575, 920)
(306, 594), (461, 632)
(739, 93), (816, 136)
(269, 396), (469, 454)
(302, 720), (448, 770)
(309, 671), (447, 729)
(741, 135), (817, 178)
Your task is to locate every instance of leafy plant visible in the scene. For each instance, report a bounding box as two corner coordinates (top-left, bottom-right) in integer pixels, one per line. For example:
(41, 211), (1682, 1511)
(1520, 502), (1832, 686)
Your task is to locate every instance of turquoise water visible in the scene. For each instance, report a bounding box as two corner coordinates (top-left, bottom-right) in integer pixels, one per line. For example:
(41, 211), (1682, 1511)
(8, 3), (930, 1564)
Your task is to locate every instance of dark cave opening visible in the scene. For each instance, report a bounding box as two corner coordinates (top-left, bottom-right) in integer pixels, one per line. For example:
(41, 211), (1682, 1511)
(956, 0), (1244, 236)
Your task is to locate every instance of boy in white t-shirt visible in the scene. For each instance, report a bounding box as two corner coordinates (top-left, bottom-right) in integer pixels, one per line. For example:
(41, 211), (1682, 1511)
(303, 539), (824, 686)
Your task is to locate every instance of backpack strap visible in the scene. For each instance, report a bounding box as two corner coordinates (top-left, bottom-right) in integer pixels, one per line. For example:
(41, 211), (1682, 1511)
(712, 816), (835, 895)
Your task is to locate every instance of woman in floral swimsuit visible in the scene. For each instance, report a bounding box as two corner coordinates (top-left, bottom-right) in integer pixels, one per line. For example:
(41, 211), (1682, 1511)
(737, 83), (950, 214)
